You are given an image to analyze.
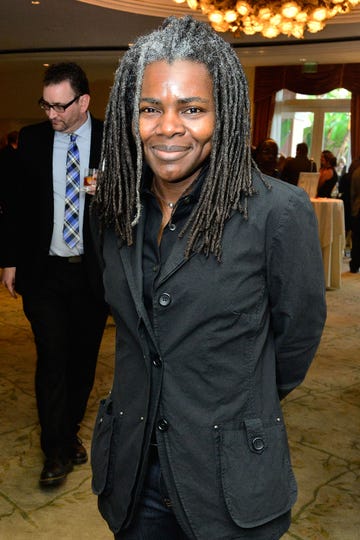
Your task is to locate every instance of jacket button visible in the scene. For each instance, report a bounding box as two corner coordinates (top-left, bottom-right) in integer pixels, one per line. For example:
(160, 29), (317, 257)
(159, 293), (171, 307)
(157, 418), (169, 432)
(252, 437), (265, 452)
(152, 355), (162, 368)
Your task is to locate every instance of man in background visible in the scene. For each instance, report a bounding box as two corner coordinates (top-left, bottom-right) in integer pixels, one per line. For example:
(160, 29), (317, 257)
(253, 137), (280, 178)
(0, 62), (108, 487)
(281, 142), (316, 185)
(350, 161), (360, 273)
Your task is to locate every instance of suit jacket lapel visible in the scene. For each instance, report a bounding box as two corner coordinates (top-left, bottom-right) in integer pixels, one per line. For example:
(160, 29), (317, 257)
(84, 116), (103, 237)
(41, 123), (55, 205)
(89, 116), (103, 169)
(40, 122), (55, 177)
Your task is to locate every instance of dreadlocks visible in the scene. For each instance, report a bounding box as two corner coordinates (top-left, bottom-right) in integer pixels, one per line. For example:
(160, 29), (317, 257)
(94, 15), (255, 259)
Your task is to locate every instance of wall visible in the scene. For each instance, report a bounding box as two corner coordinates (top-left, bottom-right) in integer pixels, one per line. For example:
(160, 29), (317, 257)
(0, 58), (120, 142)
(0, 58), (255, 141)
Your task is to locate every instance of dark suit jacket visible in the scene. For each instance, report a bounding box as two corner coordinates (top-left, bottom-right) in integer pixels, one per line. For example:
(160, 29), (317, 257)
(0, 117), (104, 299)
(91, 171), (327, 539)
(281, 155), (316, 186)
(0, 145), (18, 240)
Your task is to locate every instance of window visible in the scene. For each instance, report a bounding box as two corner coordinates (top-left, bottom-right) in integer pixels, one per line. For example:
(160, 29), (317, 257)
(270, 88), (351, 171)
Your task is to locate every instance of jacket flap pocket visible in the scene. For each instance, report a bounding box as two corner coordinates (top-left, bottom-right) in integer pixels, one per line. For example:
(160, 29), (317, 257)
(218, 420), (297, 528)
(244, 418), (266, 453)
(91, 397), (115, 495)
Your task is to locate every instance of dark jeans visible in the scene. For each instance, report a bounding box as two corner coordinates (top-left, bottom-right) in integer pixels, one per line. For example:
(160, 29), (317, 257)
(115, 457), (188, 540)
(114, 455), (289, 540)
(22, 257), (108, 460)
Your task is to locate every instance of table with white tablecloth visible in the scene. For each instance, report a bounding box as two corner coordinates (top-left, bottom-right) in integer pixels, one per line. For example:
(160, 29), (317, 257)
(310, 197), (345, 289)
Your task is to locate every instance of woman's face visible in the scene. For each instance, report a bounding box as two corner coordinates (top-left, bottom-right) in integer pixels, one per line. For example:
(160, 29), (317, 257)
(139, 60), (215, 186)
(321, 154), (328, 167)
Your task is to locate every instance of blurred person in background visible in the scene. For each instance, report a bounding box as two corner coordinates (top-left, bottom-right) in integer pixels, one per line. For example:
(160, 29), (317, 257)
(349, 160), (360, 273)
(339, 159), (355, 254)
(254, 137), (280, 178)
(281, 142), (316, 186)
(317, 150), (338, 198)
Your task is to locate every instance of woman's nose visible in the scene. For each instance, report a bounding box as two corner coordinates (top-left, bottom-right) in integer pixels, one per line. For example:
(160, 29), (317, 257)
(156, 110), (185, 136)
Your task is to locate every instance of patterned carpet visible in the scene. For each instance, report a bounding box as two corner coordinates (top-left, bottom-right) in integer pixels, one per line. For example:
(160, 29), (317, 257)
(282, 269), (360, 540)
(0, 268), (359, 540)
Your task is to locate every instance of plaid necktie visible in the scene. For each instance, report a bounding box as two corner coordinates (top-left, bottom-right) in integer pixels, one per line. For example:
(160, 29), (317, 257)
(63, 133), (80, 248)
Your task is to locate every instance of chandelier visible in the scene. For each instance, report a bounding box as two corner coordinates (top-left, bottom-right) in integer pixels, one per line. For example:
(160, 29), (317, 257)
(172, 0), (360, 38)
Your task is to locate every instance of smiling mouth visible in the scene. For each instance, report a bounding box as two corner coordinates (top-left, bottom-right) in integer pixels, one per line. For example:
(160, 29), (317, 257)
(150, 145), (192, 161)
(152, 144), (190, 152)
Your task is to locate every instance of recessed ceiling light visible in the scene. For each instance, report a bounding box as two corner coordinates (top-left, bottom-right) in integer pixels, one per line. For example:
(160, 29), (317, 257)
(31, 1), (41, 5)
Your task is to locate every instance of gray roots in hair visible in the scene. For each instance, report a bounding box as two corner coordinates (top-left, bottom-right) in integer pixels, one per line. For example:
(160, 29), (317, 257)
(94, 15), (255, 259)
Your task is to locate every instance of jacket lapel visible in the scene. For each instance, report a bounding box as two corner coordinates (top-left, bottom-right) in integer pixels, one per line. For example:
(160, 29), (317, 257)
(157, 229), (197, 286)
(89, 116), (103, 169)
(119, 207), (198, 341)
(41, 123), (55, 206)
(119, 208), (157, 347)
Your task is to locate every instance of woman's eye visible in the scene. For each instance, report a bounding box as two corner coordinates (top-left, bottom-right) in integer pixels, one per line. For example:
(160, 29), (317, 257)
(140, 107), (158, 114)
(184, 107), (202, 114)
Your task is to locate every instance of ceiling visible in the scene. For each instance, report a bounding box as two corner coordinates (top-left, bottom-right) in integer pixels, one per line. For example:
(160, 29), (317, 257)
(1, 0), (360, 73)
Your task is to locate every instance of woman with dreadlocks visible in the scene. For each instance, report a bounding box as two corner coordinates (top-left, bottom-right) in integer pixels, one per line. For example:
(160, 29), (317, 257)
(90, 16), (326, 540)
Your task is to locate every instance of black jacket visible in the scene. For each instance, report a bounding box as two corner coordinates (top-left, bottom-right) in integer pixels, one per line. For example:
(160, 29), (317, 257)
(91, 172), (326, 539)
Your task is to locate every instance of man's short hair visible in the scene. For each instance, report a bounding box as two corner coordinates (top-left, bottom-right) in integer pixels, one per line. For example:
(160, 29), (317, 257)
(43, 62), (90, 96)
(296, 143), (308, 156)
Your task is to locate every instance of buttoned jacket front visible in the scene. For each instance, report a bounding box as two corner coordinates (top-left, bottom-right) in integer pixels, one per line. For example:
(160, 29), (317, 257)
(91, 171), (326, 539)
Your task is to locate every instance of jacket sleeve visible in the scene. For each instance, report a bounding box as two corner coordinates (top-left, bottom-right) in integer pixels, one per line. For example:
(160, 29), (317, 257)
(0, 133), (23, 268)
(267, 188), (327, 399)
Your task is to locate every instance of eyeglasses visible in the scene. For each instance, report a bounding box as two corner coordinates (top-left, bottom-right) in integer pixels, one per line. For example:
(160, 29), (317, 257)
(38, 95), (81, 113)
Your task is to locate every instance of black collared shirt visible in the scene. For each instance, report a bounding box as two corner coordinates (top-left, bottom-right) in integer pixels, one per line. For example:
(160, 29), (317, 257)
(141, 166), (206, 321)
(141, 165), (206, 447)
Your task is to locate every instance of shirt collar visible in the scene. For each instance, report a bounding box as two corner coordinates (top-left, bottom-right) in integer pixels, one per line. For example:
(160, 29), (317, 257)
(54, 111), (91, 143)
(141, 160), (209, 205)
(74, 111), (91, 140)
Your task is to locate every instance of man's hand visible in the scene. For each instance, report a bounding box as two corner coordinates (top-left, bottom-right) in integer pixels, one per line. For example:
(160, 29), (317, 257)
(1, 267), (17, 298)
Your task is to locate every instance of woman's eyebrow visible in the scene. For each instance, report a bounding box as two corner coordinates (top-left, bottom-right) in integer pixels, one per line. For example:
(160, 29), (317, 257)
(140, 96), (210, 104)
